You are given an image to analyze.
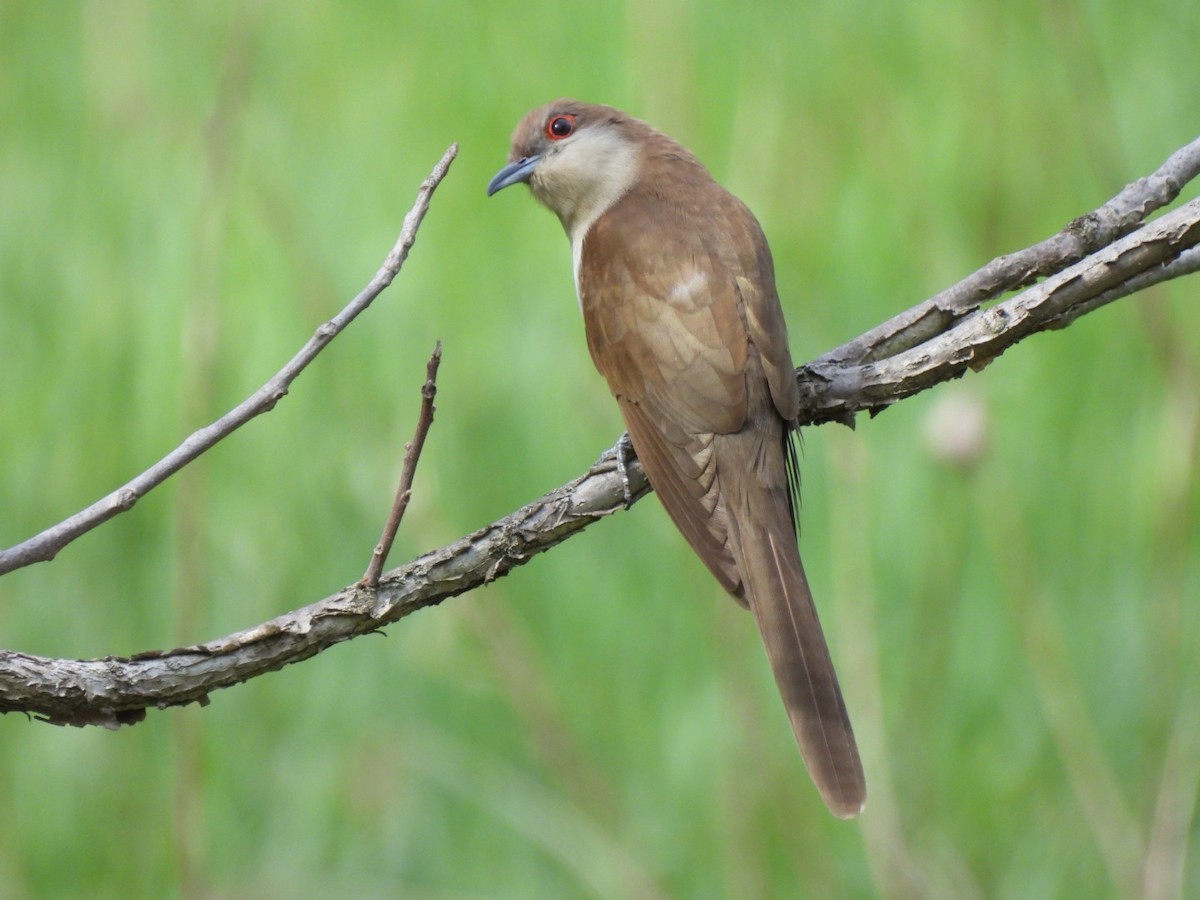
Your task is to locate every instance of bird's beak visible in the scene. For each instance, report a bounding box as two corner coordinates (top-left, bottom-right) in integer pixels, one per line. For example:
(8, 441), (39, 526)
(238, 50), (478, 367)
(487, 155), (541, 196)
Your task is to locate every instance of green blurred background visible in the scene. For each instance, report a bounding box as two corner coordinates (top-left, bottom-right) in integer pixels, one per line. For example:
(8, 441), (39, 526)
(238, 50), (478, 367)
(2, 1), (1198, 897)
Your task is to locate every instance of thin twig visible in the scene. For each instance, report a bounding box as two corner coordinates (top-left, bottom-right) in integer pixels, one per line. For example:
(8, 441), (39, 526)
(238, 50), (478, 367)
(0, 144), (459, 577)
(362, 341), (443, 588)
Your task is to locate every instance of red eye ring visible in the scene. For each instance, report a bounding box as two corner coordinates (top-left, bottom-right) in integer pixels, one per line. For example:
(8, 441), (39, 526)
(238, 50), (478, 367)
(545, 114), (576, 140)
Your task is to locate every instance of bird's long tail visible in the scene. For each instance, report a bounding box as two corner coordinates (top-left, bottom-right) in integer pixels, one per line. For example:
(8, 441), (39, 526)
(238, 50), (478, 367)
(718, 431), (866, 818)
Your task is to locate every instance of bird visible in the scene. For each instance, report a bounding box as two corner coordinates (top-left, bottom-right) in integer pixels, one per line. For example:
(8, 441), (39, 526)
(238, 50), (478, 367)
(487, 100), (865, 818)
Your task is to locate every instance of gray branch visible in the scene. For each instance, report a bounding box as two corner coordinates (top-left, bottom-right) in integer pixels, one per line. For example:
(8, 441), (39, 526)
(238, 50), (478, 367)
(0, 144), (460, 577)
(2, 135), (1199, 728)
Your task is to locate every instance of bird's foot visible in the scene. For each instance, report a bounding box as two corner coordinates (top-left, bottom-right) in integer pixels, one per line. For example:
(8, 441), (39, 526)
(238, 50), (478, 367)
(615, 432), (636, 508)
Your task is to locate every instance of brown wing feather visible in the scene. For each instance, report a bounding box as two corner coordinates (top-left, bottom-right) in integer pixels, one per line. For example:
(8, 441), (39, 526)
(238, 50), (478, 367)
(582, 184), (751, 595)
(616, 396), (741, 595)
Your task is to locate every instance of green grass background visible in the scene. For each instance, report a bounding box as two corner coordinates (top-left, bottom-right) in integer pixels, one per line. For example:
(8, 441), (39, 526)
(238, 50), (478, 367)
(2, 2), (1199, 897)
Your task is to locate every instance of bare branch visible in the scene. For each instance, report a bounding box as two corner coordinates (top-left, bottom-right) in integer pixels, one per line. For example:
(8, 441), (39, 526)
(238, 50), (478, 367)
(0, 144), (459, 577)
(1, 135), (1198, 726)
(820, 135), (1200, 370)
(799, 195), (1200, 425)
(1045, 244), (1200, 330)
(363, 341), (443, 588)
(0, 447), (650, 727)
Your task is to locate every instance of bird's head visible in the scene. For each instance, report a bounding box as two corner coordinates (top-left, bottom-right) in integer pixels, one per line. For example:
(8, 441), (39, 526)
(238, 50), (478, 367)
(487, 100), (646, 239)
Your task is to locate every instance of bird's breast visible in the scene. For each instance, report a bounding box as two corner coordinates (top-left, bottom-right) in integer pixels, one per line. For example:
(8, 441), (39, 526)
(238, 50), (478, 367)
(571, 228), (587, 313)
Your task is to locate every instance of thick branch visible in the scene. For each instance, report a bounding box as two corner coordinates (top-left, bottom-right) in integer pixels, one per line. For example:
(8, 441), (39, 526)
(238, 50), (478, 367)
(2, 135), (1198, 726)
(0, 449), (651, 728)
(799, 195), (1200, 424)
(820, 135), (1200, 369)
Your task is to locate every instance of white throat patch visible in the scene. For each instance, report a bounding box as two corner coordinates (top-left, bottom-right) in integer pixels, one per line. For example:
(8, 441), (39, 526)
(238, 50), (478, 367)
(529, 127), (641, 311)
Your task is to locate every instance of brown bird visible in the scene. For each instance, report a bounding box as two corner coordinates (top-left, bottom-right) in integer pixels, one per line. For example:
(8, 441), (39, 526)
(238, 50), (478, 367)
(488, 100), (865, 817)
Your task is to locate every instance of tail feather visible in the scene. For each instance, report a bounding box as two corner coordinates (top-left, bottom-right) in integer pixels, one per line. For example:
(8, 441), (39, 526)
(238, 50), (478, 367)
(720, 437), (866, 817)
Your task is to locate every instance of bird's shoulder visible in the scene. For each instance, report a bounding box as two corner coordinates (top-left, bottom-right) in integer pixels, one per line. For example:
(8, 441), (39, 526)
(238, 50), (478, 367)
(578, 176), (799, 428)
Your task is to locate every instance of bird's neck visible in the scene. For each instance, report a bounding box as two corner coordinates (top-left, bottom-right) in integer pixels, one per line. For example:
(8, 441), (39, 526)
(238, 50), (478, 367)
(531, 129), (642, 247)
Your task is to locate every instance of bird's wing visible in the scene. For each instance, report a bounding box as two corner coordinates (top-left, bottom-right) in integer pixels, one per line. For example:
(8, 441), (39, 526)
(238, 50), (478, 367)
(578, 187), (765, 595)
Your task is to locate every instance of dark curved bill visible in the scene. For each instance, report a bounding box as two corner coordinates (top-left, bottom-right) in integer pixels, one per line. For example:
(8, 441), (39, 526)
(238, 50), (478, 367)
(486, 155), (541, 196)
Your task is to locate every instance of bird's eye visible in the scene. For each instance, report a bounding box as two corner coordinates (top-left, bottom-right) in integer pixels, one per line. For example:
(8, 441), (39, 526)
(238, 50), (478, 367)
(545, 114), (576, 140)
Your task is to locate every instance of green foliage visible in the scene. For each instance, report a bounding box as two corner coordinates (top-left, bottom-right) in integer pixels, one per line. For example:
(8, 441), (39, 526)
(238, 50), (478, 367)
(2, 1), (1198, 896)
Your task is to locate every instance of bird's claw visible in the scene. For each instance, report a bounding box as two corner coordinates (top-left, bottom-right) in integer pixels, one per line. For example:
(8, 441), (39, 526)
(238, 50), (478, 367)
(615, 432), (636, 508)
